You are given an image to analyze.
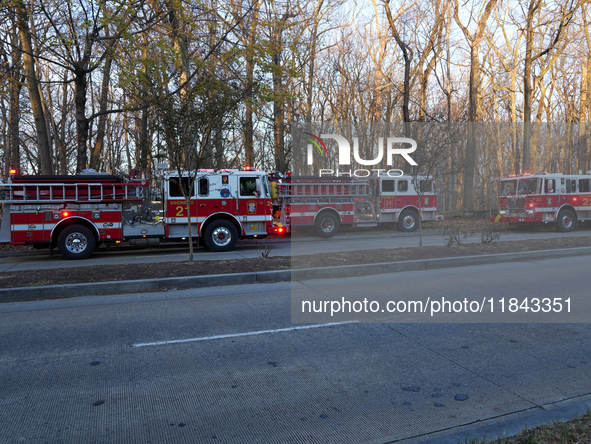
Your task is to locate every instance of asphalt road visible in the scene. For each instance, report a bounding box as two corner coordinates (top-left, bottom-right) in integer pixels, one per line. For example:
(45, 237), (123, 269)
(1, 225), (591, 272)
(1, 256), (591, 443)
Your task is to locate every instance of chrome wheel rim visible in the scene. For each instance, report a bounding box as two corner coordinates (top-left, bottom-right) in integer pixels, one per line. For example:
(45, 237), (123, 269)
(320, 217), (334, 233)
(65, 232), (88, 254)
(402, 215), (416, 229)
(212, 227), (232, 247)
(562, 214), (573, 229)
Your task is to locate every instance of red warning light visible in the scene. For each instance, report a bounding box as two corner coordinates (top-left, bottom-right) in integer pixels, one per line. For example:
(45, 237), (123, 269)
(62, 211), (69, 217)
(8, 168), (17, 175)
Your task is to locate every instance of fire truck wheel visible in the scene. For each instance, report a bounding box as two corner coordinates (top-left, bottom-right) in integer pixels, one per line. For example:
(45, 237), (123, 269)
(203, 220), (238, 252)
(556, 209), (576, 232)
(315, 212), (339, 238)
(397, 209), (418, 232)
(56, 225), (96, 259)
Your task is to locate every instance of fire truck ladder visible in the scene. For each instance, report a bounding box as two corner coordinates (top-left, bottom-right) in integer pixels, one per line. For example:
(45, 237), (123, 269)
(278, 181), (371, 199)
(0, 182), (145, 203)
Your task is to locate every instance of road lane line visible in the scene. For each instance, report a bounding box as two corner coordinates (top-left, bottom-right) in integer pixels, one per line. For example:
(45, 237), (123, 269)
(132, 321), (357, 347)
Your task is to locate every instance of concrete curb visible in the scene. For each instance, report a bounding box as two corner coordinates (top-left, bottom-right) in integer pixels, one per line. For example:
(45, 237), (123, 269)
(2, 246), (591, 302)
(292, 246), (591, 280)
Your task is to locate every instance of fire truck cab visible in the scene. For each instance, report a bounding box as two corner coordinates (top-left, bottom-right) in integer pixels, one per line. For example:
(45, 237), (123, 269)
(160, 169), (272, 249)
(494, 172), (591, 232)
(0, 168), (273, 259)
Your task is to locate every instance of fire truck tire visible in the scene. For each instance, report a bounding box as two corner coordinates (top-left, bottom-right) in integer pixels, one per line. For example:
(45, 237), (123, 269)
(397, 209), (418, 232)
(203, 220), (238, 252)
(315, 212), (339, 238)
(556, 209), (576, 232)
(56, 225), (96, 260)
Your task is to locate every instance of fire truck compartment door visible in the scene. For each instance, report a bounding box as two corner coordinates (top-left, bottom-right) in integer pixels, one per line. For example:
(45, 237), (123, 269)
(10, 209), (46, 242)
(122, 222), (165, 237)
(0, 205), (11, 243)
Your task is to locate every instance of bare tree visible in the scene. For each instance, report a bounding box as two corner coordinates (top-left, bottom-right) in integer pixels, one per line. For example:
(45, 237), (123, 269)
(15, 0), (53, 174)
(522, 0), (581, 173)
(1, 9), (23, 175)
(453, 0), (497, 210)
(384, 0), (415, 129)
(578, 5), (590, 174)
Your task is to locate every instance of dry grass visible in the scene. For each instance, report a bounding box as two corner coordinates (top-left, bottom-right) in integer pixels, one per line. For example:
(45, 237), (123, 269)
(465, 410), (591, 444)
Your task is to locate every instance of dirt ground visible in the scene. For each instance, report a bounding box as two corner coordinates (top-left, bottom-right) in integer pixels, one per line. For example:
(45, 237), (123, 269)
(2, 235), (591, 288)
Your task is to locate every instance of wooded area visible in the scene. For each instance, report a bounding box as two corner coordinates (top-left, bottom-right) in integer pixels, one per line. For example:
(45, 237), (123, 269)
(0, 0), (590, 210)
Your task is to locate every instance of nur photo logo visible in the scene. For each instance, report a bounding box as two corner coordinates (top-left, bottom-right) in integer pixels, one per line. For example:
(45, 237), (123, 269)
(303, 133), (418, 177)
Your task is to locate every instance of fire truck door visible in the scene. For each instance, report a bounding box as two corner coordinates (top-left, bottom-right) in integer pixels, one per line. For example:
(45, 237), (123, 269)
(380, 178), (396, 210)
(165, 176), (197, 237)
(237, 175), (267, 235)
(396, 178), (413, 206)
(196, 175), (237, 235)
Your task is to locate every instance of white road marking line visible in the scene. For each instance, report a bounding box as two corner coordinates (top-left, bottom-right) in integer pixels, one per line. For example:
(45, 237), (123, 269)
(135, 254), (188, 258)
(132, 321), (357, 347)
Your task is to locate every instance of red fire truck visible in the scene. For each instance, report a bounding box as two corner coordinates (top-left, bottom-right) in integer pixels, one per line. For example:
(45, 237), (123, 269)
(270, 173), (442, 237)
(492, 172), (591, 231)
(0, 168), (273, 259)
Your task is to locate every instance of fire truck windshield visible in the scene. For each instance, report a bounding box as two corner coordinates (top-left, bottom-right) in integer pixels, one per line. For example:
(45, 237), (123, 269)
(500, 178), (539, 196)
(517, 178), (538, 195)
(500, 180), (517, 196)
(262, 176), (270, 197)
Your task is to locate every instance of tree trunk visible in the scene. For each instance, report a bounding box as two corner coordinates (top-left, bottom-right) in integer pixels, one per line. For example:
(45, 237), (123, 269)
(453, 0), (497, 209)
(578, 55), (589, 173)
(136, 37), (150, 172)
(244, 0), (259, 168)
(75, 68), (89, 173)
(45, 68), (68, 174)
(123, 109), (132, 173)
(384, 1), (412, 131)
(418, 57), (436, 122)
(244, 54), (255, 167)
(59, 70), (68, 174)
(272, 27), (285, 172)
(15, 0), (52, 174)
(90, 53), (114, 170)
(522, 0), (573, 173)
(587, 54), (591, 172)
(493, 91), (504, 178)
(463, 41), (482, 210)
(445, 6), (456, 211)
(510, 73), (519, 174)
(522, 1), (536, 174)
(305, 10), (319, 124)
(8, 48), (22, 175)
